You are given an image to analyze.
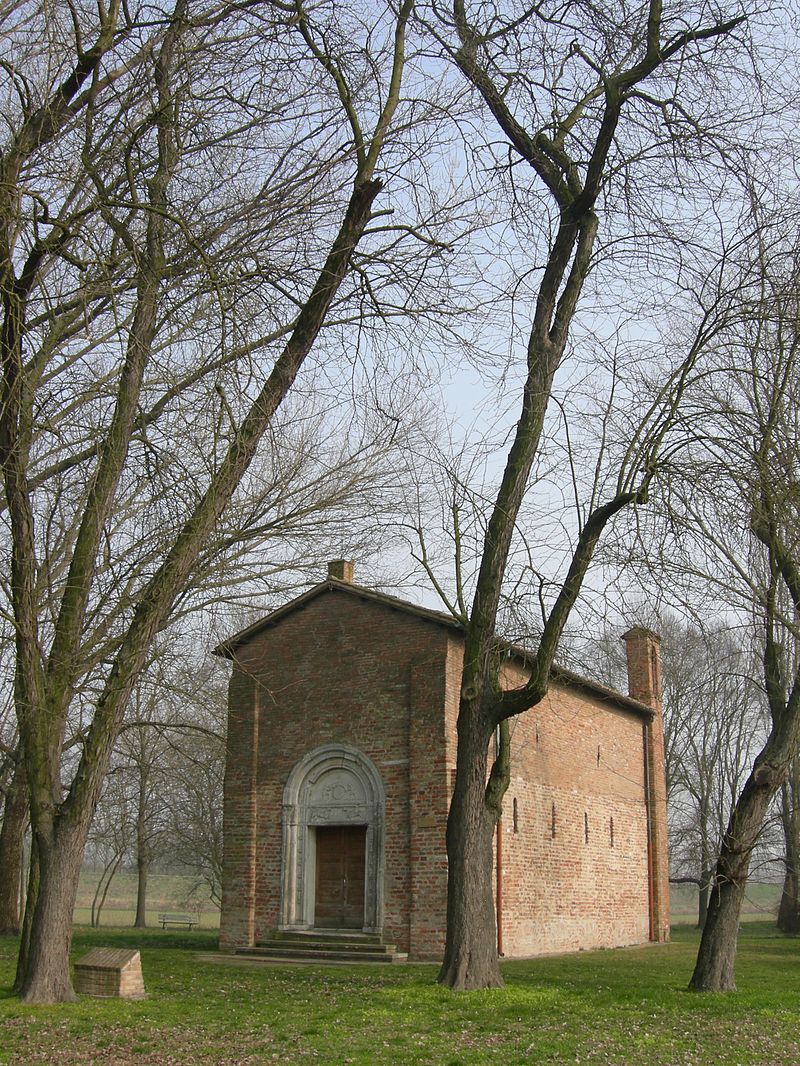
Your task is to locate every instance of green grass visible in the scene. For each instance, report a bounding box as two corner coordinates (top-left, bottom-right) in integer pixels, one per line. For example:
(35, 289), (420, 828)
(1, 924), (799, 1064)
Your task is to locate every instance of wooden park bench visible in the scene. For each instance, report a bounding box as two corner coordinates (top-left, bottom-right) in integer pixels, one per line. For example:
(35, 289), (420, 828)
(158, 912), (200, 930)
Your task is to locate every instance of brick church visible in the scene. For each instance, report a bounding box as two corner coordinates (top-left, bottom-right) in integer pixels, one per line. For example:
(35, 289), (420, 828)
(217, 562), (669, 960)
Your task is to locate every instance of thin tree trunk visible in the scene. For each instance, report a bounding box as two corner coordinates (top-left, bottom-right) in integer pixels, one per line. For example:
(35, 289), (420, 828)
(134, 853), (149, 928)
(93, 854), (122, 928)
(13, 837), (38, 994)
(18, 835), (28, 924)
(697, 799), (712, 930)
(0, 757), (27, 933)
(438, 704), (502, 990)
(777, 862), (800, 933)
(777, 771), (800, 933)
(134, 769), (149, 928)
(689, 761), (784, 991)
(91, 853), (120, 927)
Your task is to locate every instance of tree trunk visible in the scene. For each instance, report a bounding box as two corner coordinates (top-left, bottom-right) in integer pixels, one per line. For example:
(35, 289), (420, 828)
(0, 757), (27, 934)
(689, 761), (783, 991)
(93, 854), (122, 928)
(91, 852), (120, 927)
(777, 766), (800, 934)
(689, 876), (746, 991)
(13, 838), (38, 994)
(438, 705), (502, 990)
(777, 863), (800, 934)
(697, 800), (712, 931)
(134, 771), (149, 928)
(18, 829), (84, 1003)
(134, 853), (149, 928)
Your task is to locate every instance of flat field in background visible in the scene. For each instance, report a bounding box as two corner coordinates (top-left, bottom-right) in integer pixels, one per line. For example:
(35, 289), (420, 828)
(74, 870), (219, 929)
(669, 881), (781, 925)
(73, 871), (778, 931)
(2, 923), (800, 1065)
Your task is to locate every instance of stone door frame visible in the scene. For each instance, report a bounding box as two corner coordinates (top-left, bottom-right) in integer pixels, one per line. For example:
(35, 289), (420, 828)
(279, 743), (385, 932)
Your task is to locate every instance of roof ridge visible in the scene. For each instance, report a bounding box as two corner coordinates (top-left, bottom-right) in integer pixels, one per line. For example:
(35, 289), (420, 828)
(213, 579), (654, 719)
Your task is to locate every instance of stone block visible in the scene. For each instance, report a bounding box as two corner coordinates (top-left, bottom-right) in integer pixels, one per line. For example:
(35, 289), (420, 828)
(74, 947), (146, 999)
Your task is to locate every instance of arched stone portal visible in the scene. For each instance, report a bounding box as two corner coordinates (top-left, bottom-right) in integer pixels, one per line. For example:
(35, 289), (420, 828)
(279, 744), (385, 932)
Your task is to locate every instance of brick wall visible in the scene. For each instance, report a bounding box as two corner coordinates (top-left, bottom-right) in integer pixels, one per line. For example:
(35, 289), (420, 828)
(439, 645), (654, 957)
(220, 669), (258, 949)
(220, 586), (668, 959)
(408, 649), (451, 958)
(220, 588), (451, 954)
(495, 662), (651, 955)
(623, 628), (670, 942)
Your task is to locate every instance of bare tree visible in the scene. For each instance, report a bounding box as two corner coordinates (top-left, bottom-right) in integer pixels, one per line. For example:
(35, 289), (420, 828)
(85, 770), (132, 928)
(117, 652), (227, 918)
(0, 0), (436, 1002)
(643, 219), (800, 990)
(659, 622), (765, 927)
(164, 711), (226, 909)
(76, 649), (227, 925)
(415, 0), (748, 989)
(118, 690), (174, 929)
(687, 375), (800, 990)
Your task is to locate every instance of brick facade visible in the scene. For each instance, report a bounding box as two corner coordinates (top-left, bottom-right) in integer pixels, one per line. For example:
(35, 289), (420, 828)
(217, 575), (669, 960)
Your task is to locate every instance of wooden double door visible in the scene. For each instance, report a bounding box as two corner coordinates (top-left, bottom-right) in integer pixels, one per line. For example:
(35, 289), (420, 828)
(314, 825), (366, 929)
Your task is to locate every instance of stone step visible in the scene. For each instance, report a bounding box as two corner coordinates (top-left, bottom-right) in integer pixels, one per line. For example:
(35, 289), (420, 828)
(256, 937), (398, 954)
(237, 945), (408, 964)
(266, 929), (386, 946)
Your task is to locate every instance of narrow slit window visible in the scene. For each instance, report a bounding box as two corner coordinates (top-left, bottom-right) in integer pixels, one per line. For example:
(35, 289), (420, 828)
(610, 816), (615, 848)
(584, 811), (589, 844)
(512, 797), (519, 834)
(551, 802), (556, 838)
(597, 745), (601, 767)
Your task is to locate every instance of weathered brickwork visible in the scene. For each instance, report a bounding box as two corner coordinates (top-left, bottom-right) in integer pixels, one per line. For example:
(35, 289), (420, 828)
(220, 670), (259, 948)
(623, 628), (670, 942)
(218, 575), (669, 959)
(219, 587), (452, 955)
(492, 661), (652, 956)
(407, 649), (451, 958)
(73, 948), (145, 999)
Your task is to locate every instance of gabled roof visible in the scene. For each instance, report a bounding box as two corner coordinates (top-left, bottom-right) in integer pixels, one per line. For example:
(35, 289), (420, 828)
(214, 578), (654, 720)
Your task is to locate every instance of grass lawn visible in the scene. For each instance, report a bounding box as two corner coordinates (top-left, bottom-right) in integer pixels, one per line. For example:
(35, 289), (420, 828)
(1, 923), (799, 1065)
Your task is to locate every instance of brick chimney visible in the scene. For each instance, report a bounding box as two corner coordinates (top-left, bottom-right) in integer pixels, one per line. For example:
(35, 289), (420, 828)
(622, 626), (669, 944)
(327, 559), (354, 583)
(622, 626), (662, 708)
